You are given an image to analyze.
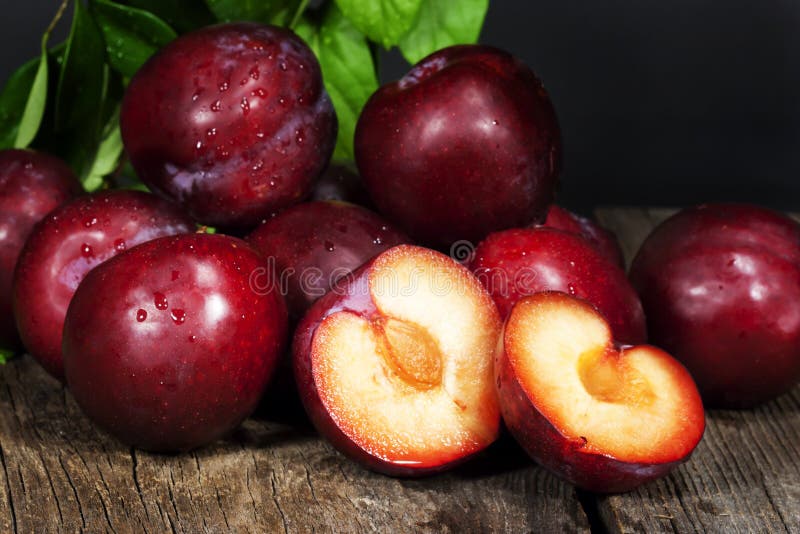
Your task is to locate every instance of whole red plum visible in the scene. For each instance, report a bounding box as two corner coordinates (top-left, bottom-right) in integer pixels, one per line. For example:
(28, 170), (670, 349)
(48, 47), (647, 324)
(0, 149), (80, 350)
(120, 23), (337, 229)
(63, 233), (288, 451)
(355, 45), (561, 248)
(630, 203), (800, 407)
(13, 190), (194, 380)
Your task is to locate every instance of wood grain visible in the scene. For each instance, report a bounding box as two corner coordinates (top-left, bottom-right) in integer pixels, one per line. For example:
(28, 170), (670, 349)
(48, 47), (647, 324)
(596, 207), (800, 534)
(0, 356), (589, 533)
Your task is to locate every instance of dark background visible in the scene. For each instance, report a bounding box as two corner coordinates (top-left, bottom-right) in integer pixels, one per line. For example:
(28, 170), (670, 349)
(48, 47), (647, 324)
(2, 1), (799, 212)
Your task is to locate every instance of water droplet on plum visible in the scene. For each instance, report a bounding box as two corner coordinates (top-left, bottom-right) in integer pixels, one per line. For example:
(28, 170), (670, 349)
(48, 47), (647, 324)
(171, 309), (186, 325)
(154, 292), (168, 310)
(136, 309), (147, 322)
(81, 243), (94, 257)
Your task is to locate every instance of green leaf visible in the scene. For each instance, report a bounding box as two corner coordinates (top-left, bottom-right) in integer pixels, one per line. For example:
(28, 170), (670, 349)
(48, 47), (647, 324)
(204, 0), (301, 26)
(0, 348), (12, 365)
(0, 57), (40, 149)
(398, 0), (488, 64)
(121, 0), (215, 32)
(55, 0), (110, 179)
(334, 0), (423, 48)
(91, 0), (177, 78)
(0, 43), (69, 151)
(83, 107), (123, 191)
(296, 5), (378, 161)
(56, 1), (107, 133)
(14, 37), (50, 149)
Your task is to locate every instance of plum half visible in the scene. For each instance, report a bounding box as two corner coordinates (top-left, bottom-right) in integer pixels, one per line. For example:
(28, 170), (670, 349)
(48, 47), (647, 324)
(293, 245), (501, 476)
(497, 292), (705, 493)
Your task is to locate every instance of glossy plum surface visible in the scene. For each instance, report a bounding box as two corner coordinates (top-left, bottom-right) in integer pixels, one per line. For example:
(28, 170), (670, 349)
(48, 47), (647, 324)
(63, 233), (288, 451)
(630, 203), (800, 407)
(121, 23), (337, 228)
(470, 227), (646, 344)
(13, 190), (194, 380)
(355, 45), (561, 247)
(541, 205), (625, 268)
(310, 164), (372, 208)
(0, 149), (80, 349)
(247, 201), (409, 318)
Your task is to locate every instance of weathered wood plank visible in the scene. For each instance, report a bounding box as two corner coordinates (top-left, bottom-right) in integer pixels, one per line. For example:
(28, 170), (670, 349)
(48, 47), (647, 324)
(0, 355), (590, 533)
(595, 207), (800, 534)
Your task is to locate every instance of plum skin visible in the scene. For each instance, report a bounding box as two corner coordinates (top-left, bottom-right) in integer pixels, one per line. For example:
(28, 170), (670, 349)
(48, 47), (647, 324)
(310, 164), (373, 208)
(63, 233), (288, 451)
(0, 149), (80, 350)
(355, 45), (561, 248)
(121, 22), (337, 229)
(541, 205), (625, 268)
(247, 201), (409, 319)
(630, 203), (800, 408)
(13, 190), (194, 381)
(495, 330), (696, 494)
(470, 227), (647, 344)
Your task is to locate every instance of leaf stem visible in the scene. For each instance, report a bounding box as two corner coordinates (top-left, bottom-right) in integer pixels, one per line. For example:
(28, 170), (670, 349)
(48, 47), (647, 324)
(44, 0), (71, 41)
(290, 0), (310, 29)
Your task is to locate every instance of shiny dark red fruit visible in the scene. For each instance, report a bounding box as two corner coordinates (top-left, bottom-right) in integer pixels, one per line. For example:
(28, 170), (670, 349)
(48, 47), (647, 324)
(247, 200), (409, 318)
(310, 164), (372, 208)
(541, 205), (625, 268)
(470, 227), (647, 344)
(0, 149), (80, 350)
(355, 45), (561, 247)
(13, 190), (194, 380)
(121, 23), (337, 229)
(63, 233), (288, 451)
(630, 203), (800, 408)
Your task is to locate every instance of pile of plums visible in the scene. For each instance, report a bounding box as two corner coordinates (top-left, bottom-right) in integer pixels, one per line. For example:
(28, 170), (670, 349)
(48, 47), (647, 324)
(2, 22), (798, 494)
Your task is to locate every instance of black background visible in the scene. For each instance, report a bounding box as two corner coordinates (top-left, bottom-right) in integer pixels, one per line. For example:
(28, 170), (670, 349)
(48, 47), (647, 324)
(2, 1), (798, 211)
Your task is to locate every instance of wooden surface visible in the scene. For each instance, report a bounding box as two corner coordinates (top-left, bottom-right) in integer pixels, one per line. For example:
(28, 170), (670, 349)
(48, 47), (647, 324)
(0, 207), (796, 533)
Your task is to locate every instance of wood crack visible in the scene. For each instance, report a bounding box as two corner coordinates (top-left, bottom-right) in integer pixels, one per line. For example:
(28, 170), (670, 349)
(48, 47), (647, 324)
(0, 442), (18, 534)
(130, 448), (151, 522)
(270, 469), (289, 533)
(57, 453), (86, 529)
